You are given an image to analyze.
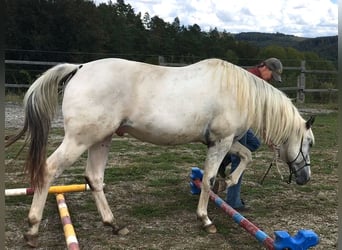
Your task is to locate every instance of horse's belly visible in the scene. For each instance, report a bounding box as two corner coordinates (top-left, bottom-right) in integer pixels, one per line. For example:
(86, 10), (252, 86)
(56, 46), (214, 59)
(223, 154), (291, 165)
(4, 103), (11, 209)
(115, 125), (202, 145)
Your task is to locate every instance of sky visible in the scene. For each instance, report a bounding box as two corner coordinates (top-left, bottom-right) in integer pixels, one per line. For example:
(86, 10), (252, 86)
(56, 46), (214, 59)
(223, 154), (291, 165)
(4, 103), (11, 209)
(95, 0), (338, 38)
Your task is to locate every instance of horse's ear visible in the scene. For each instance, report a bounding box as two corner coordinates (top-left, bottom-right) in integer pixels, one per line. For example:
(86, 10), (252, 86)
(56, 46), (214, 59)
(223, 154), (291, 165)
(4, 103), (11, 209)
(306, 116), (315, 129)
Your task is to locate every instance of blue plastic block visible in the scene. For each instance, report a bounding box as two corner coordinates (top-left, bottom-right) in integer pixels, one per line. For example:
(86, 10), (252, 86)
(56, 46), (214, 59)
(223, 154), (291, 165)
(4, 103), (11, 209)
(274, 229), (319, 250)
(189, 167), (203, 194)
(190, 167), (203, 180)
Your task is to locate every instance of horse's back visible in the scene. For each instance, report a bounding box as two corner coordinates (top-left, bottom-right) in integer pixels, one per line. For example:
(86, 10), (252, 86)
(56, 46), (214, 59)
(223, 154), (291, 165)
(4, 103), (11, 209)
(61, 58), (242, 145)
(64, 58), (230, 114)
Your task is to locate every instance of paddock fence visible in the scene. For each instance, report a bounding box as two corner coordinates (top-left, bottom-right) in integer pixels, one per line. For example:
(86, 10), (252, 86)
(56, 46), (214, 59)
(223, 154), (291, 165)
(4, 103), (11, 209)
(5, 59), (338, 103)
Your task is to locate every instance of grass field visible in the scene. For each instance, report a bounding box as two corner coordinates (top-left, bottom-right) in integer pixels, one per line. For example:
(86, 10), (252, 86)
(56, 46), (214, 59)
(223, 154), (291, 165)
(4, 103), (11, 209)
(5, 107), (337, 249)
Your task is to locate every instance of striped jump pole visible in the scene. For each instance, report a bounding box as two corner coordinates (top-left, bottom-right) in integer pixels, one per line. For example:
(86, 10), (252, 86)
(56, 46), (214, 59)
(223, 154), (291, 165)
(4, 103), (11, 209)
(5, 183), (101, 196)
(56, 193), (80, 250)
(190, 167), (319, 250)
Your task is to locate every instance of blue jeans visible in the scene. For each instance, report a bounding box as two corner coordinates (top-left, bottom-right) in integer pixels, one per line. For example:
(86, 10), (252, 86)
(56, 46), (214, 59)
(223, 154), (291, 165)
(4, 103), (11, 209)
(218, 129), (260, 208)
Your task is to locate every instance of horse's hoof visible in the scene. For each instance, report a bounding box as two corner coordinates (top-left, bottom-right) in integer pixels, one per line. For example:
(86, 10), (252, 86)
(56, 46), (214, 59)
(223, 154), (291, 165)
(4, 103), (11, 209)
(203, 223), (217, 234)
(24, 232), (39, 248)
(214, 179), (227, 193)
(117, 226), (129, 236)
(226, 179), (234, 188)
(113, 226), (129, 236)
(212, 181), (219, 194)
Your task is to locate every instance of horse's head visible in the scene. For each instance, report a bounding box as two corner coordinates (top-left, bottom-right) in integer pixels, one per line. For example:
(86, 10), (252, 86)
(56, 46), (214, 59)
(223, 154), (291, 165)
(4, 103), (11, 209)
(279, 116), (315, 185)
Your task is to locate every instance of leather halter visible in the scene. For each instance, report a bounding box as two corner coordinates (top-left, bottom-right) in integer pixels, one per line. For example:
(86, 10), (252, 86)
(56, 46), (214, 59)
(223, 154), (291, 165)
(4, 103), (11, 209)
(286, 136), (310, 184)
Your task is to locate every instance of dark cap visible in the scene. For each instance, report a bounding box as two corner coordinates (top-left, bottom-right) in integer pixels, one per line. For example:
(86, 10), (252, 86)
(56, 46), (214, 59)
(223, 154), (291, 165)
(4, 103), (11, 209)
(264, 58), (283, 82)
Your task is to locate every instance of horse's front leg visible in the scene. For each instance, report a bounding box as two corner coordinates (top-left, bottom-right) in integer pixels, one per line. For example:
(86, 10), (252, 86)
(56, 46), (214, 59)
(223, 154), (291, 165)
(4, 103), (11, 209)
(196, 137), (233, 233)
(225, 142), (252, 187)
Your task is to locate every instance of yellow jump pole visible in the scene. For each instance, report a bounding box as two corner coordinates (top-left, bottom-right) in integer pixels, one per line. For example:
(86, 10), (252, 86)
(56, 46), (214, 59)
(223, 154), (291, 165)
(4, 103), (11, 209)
(5, 183), (105, 196)
(56, 193), (80, 250)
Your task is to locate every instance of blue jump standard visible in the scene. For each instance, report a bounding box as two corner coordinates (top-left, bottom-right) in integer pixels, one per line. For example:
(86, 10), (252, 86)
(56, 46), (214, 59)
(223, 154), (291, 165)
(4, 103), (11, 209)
(190, 167), (319, 250)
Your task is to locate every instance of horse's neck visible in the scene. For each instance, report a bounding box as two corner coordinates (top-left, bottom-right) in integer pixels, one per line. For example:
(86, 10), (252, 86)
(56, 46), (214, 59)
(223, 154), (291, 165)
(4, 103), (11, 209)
(245, 77), (301, 146)
(226, 65), (302, 146)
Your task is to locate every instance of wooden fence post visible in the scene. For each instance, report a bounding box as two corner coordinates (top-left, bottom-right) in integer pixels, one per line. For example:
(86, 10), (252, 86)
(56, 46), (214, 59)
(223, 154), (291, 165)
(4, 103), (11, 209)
(297, 60), (306, 103)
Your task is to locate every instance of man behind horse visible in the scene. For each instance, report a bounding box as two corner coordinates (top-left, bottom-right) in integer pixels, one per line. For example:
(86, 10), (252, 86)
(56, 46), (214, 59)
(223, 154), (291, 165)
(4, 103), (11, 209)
(215, 58), (283, 211)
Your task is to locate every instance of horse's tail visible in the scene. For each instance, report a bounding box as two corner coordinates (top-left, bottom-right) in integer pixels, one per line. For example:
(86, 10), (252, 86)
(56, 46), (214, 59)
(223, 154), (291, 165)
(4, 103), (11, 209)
(6, 63), (82, 190)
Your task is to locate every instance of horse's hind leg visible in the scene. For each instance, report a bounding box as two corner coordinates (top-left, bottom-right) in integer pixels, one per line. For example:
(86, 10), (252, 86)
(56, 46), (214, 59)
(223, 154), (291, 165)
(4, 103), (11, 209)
(225, 142), (252, 187)
(85, 134), (129, 235)
(24, 139), (88, 247)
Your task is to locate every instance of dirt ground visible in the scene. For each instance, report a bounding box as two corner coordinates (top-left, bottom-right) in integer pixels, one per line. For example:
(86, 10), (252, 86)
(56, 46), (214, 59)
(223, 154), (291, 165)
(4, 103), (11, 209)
(5, 102), (338, 250)
(5, 102), (336, 129)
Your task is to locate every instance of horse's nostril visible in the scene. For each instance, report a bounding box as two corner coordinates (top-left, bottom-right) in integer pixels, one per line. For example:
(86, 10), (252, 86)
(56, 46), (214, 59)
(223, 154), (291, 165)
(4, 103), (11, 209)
(296, 180), (305, 185)
(296, 175), (310, 185)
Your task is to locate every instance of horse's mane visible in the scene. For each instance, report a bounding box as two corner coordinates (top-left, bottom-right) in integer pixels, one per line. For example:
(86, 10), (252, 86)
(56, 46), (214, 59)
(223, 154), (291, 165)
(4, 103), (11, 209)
(223, 62), (306, 145)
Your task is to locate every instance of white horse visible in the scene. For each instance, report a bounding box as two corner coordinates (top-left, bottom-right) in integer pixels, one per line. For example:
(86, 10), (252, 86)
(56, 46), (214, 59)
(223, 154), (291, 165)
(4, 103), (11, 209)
(6, 58), (315, 247)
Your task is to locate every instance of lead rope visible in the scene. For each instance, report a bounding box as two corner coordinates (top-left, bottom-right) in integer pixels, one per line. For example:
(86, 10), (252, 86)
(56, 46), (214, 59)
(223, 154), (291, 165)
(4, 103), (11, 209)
(260, 161), (273, 185)
(260, 145), (283, 185)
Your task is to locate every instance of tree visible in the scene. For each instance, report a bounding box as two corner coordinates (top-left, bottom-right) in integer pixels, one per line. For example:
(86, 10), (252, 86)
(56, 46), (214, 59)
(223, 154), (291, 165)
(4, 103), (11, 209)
(257, 45), (287, 62)
(224, 49), (238, 64)
(5, 0), (334, 68)
(234, 41), (259, 65)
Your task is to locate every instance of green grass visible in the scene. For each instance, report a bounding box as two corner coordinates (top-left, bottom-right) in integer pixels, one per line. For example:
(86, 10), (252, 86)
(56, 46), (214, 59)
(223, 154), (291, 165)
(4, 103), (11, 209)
(148, 177), (182, 187)
(5, 110), (337, 249)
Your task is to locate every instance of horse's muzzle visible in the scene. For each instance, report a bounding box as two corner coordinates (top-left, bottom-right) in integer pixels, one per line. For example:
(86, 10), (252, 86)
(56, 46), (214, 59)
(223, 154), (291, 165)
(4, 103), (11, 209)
(295, 175), (310, 185)
(289, 161), (311, 185)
